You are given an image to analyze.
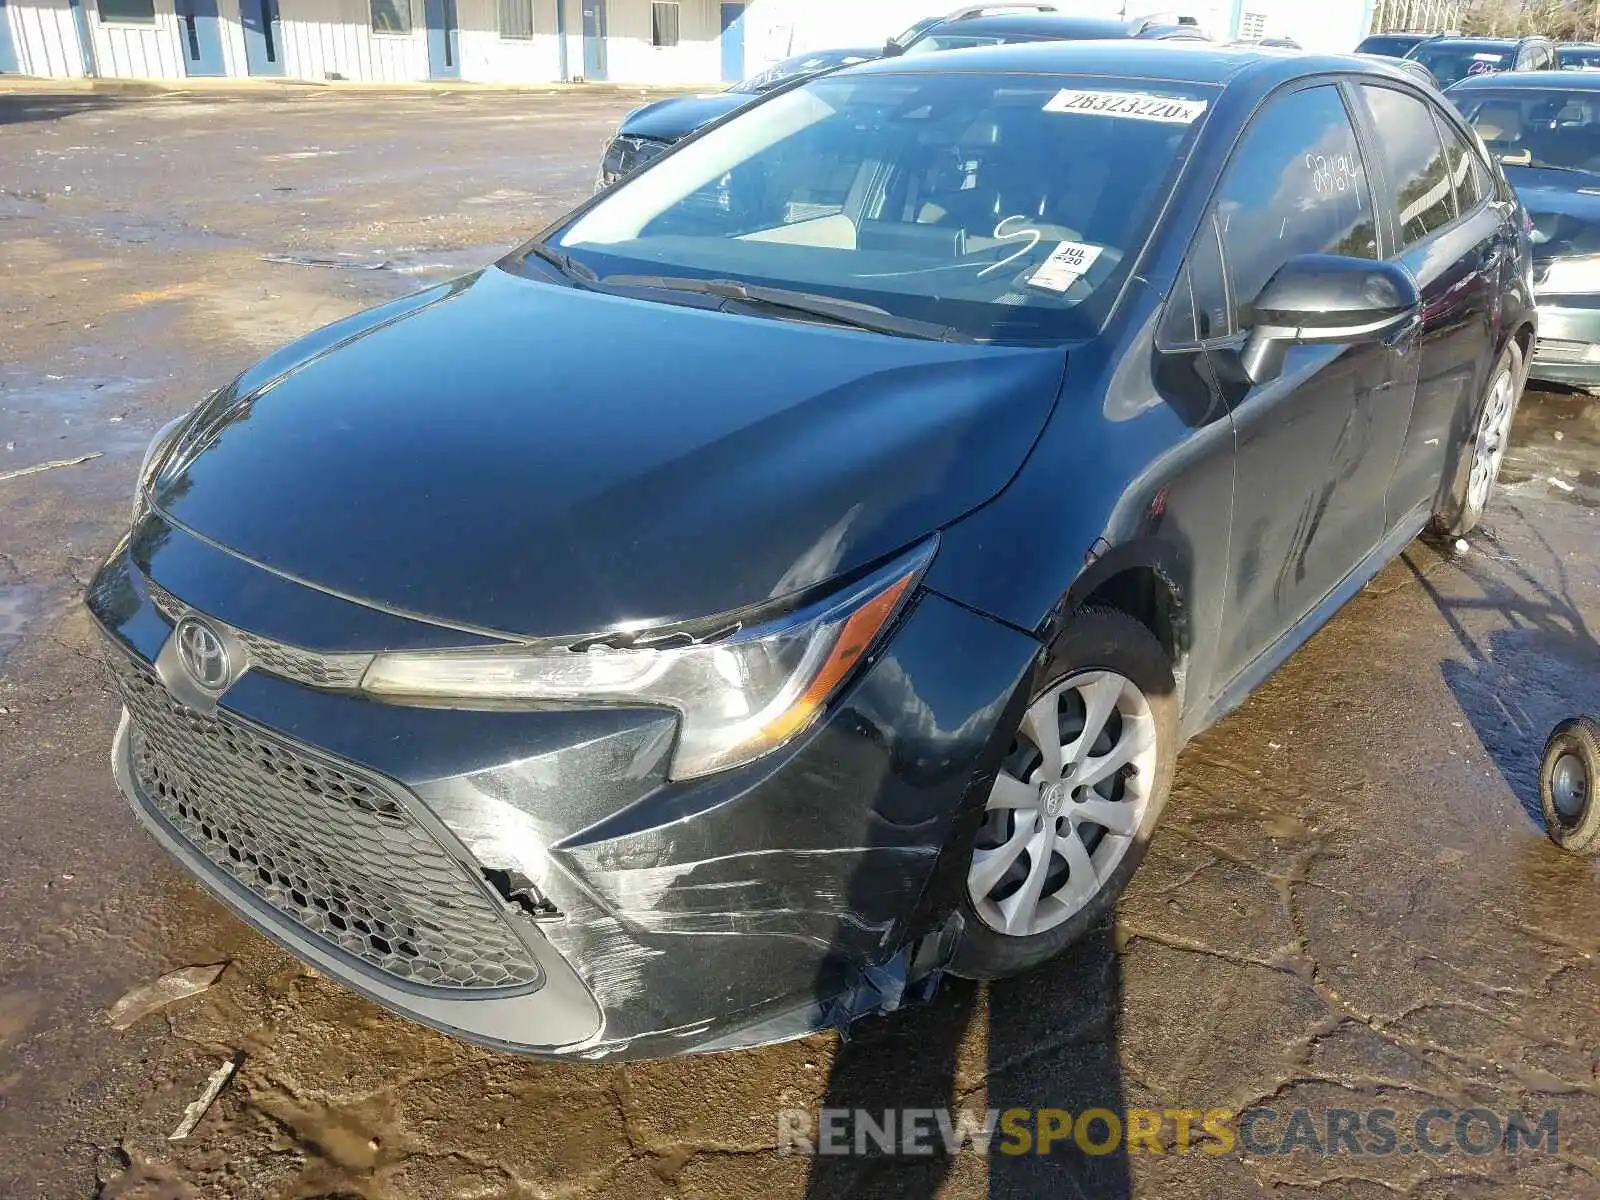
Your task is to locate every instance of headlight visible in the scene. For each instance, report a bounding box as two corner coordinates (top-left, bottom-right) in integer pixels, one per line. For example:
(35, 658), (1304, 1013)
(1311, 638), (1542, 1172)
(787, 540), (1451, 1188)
(1535, 254), (1600, 295)
(599, 134), (670, 188)
(361, 541), (935, 779)
(132, 413), (189, 523)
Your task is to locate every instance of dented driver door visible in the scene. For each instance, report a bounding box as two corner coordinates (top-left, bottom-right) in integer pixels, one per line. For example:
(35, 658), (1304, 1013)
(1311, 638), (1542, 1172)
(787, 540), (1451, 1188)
(1203, 81), (1421, 690)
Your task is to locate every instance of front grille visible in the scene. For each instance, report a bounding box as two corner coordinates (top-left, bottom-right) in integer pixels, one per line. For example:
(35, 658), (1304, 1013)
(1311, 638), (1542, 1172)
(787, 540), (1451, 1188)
(109, 646), (542, 991)
(145, 577), (371, 690)
(1535, 337), (1595, 364)
(601, 134), (669, 182)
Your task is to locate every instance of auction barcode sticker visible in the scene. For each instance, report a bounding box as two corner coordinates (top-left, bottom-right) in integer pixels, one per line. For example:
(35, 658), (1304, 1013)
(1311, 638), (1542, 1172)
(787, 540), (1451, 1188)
(1043, 89), (1209, 124)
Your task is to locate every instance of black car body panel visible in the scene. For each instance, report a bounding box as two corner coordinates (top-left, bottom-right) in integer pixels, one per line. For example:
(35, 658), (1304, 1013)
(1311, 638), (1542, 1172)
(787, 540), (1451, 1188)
(617, 91), (752, 141)
(92, 44), (1536, 1060)
(150, 265), (1068, 639)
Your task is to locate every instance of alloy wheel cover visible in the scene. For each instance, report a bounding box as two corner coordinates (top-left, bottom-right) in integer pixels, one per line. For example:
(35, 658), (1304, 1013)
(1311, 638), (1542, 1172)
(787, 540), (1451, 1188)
(968, 669), (1159, 937)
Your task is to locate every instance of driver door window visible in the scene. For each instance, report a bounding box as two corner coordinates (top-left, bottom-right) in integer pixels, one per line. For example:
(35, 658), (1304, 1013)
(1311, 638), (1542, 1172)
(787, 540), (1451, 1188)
(1209, 85), (1378, 331)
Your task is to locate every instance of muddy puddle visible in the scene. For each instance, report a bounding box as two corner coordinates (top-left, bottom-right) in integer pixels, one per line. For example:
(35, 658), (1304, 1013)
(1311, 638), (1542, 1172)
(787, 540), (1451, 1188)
(0, 371), (159, 463)
(0, 586), (38, 670)
(87, 214), (251, 253)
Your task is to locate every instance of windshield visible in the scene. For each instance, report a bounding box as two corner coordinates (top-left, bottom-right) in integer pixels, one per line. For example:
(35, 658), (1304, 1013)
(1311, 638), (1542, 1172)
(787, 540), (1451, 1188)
(735, 50), (876, 94)
(544, 72), (1214, 343)
(1409, 45), (1511, 88)
(893, 16), (943, 47)
(1456, 88), (1600, 172)
(1560, 46), (1600, 70)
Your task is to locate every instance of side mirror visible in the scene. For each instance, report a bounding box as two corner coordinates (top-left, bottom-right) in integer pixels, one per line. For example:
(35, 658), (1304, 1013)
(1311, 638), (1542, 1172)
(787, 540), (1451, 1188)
(882, 38), (905, 58)
(1240, 254), (1419, 385)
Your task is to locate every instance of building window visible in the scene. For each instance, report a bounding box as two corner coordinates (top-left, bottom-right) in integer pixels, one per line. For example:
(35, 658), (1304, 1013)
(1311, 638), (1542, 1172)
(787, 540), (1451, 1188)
(96, 0), (156, 22)
(651, 1), (680, 48)
(499, 0), (534, 39)
(370, 0), (413, 35)
(1239, 11), (1267, 39)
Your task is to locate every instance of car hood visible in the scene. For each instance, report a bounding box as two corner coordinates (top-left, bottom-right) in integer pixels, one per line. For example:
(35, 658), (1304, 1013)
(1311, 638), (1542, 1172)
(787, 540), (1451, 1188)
(152, 267), (1067, 640)
(1507, 166), (1600, 260)
(618, 92), (754, 142)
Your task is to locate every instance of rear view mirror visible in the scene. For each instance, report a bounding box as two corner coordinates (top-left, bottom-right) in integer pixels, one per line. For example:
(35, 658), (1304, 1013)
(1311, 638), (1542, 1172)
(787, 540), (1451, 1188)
(1240, 254), (1420, 385)
(882, 39), (905, 57)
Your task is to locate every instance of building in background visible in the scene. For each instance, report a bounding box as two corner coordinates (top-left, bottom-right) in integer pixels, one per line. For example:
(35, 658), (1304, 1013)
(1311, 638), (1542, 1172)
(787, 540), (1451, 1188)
(0, 0), (1376, 85)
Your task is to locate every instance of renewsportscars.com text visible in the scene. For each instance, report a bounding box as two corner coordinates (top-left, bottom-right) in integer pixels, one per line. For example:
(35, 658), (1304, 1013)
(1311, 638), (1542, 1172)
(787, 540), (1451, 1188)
(777, 1106), (1559, 1158)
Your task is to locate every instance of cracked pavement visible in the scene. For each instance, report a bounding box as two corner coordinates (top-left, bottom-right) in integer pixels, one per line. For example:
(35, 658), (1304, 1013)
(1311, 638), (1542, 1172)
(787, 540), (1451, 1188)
(1, 86), (1598, 1200)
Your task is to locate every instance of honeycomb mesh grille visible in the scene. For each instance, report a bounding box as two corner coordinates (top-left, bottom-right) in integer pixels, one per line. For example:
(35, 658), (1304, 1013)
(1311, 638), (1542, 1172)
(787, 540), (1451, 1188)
(109, 646), (541, 991)
(144, 576), (371, 690)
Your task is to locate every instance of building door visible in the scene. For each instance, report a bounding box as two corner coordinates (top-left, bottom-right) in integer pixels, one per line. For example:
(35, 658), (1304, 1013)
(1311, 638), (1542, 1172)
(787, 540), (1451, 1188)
(719, 3), (743, 82)
(176, 0), (227, 77)
(424, 0), (460, 80)
(0, 0), (18, 74)
(241, 0), (283, 76)
(581, 0), (606, 80)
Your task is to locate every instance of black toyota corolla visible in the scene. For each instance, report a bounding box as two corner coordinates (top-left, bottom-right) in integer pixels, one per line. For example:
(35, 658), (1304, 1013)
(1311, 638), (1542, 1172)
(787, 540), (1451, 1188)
(89, 44), (1534, 1061)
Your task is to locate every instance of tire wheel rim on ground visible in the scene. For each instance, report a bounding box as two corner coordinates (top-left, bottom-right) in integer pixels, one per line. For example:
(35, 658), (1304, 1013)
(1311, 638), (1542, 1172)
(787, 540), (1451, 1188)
(1551, 752), (1590, 824)
(1467, 366), (1516, 514)
(968, 669), (1159, 938)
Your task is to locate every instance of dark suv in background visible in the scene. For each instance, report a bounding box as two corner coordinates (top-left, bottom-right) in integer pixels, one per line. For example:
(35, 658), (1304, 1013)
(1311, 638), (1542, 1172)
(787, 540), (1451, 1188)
(597, 6), (1209, 187)
(1407, 35), (1557, 88)
(1354, 31), (1447, 58)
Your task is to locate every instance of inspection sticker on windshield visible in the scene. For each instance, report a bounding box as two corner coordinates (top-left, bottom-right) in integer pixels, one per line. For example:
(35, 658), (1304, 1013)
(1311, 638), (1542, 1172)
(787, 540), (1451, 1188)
(1027, 241), (1105, 293)
(1043, 89), (1208, 124)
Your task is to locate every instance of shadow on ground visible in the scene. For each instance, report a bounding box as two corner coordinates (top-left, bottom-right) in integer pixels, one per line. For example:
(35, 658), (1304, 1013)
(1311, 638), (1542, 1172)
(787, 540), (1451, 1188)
(803, 922), (1131, 1198)
(1406, 521), (1600, 828)
(0, 90), (156, 127)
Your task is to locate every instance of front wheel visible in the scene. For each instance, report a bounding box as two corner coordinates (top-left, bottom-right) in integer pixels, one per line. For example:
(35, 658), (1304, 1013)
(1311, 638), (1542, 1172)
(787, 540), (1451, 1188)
(1433, 341), (1523, 539)
(949, 607), (1178, 980)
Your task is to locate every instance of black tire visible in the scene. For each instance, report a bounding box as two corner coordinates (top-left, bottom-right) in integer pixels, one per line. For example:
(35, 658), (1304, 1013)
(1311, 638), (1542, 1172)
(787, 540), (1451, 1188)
(949, 607), (1178, 980)
(1432, 340), (1524, 539)
(1541, 717), (1600, 856)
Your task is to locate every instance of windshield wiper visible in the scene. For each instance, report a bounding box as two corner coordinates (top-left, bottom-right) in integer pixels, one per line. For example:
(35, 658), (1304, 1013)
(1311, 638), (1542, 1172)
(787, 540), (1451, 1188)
(599, 274), (968, 341)
(522, 241), (599, 286)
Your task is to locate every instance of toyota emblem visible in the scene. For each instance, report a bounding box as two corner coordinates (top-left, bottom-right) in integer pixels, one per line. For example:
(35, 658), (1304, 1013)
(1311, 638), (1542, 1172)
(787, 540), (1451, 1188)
(175, 617), (233, 692)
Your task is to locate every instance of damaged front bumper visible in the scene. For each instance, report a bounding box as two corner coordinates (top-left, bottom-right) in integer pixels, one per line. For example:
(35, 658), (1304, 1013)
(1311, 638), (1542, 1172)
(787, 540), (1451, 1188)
(88, 520), (1039, 1060)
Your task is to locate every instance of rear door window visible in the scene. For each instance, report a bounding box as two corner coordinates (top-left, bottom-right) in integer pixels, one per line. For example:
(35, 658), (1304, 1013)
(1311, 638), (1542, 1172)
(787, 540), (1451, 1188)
(1207, 85), (1377, 331)
(1360, 85), (1457, 248)
(1435, 111), (1488, 215)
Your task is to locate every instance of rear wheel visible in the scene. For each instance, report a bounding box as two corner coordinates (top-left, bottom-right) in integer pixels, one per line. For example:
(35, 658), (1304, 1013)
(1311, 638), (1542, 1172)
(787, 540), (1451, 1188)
(950, 608), (1177, 980)
(1433, 341), (1523, 539)
(1541, 717), (1600, 856)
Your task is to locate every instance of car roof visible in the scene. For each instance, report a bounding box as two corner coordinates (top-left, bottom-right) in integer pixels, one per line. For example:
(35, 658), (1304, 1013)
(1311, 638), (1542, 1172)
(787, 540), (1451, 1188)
(848, 39), (1404, 89)
(918, 13), (1131, 39)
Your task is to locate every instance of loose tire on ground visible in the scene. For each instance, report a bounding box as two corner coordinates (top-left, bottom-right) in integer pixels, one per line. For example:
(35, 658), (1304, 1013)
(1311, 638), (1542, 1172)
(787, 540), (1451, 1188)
(1541, 716), (1600, 856)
